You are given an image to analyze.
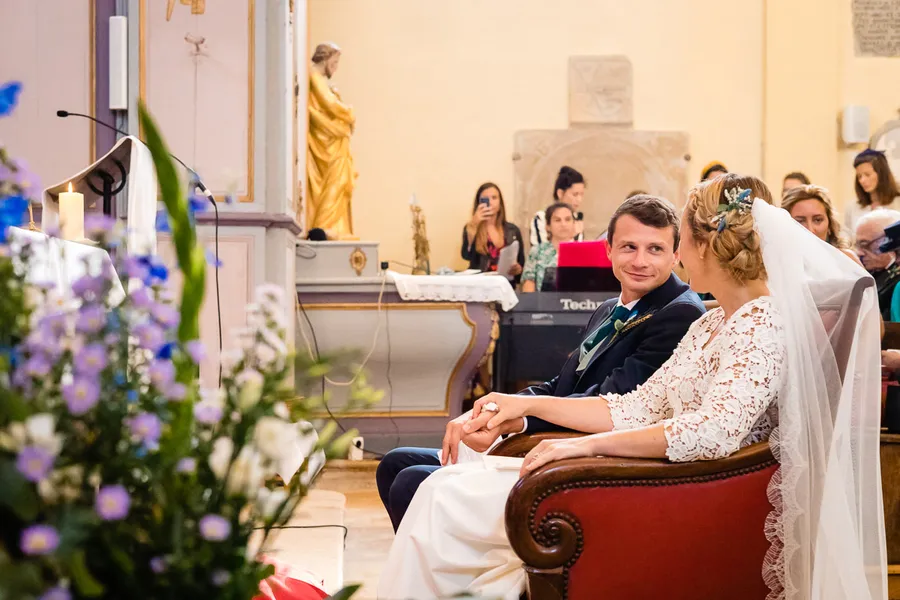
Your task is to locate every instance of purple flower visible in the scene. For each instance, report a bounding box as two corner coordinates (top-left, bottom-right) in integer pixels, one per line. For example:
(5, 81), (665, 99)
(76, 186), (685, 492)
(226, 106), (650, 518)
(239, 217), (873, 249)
(129, 286), (153, 310)
(193, 400), (223, 425)
(176, 457), (197, 473)
(149, 556), (167, 574)
(185, 340), (206, 364)
(134, 323), (165, 352)
(20, 525), (59, 555)
(76, 305), (106, 335)
(165, 382), (187, 402)
(148, 359), (175, 389)
(38, 312), (68, 338)
(84, 214), (116, 237)
(16, 445), (54, 482)
(71, 275), (105, 301)
(206, 249), (223, 269)
(127, 412), (162, 446)
(122, 256), (150, 281)
(198, 514), (231, 541)
(95, 485), (130, 520)
(150, 303), (179, 328)
(24, 354), (51, 378)
(63, 377), (101, 415)
(211, 570), (231, 586)
(38, 586), (71, 600)
(155, 210), (171, 233)
(74, 343), (107, 376)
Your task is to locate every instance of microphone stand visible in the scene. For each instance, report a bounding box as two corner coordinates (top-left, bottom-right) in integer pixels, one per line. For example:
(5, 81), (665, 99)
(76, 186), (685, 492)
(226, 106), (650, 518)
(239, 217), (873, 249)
(58, 109), (224, 385)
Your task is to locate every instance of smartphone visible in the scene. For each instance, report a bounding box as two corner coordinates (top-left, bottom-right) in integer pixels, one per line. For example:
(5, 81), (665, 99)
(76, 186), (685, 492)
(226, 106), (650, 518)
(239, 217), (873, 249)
(479, 196), (490, 207)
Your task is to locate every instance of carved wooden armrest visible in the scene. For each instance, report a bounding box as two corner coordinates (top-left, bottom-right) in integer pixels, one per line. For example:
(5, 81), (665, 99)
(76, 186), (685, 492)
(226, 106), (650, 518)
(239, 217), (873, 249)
(504, 442), (775, 573)
(489, 432), (585, 458)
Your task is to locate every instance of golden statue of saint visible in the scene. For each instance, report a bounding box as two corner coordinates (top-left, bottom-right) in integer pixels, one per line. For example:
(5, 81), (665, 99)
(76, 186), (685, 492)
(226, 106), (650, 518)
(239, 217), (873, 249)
(306, 42), (355, 239)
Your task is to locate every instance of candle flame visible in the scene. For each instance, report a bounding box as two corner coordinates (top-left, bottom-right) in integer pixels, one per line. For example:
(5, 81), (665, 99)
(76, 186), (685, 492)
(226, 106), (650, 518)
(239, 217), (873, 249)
(67, 182), (73, 193)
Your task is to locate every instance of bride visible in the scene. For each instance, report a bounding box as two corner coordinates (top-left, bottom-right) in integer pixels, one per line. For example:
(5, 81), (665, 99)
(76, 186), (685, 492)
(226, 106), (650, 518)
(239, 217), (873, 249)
(378, 174), (887, 600)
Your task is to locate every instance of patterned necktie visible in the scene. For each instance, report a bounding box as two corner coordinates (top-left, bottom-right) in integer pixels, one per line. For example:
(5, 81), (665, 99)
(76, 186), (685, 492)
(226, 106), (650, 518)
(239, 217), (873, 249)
(582, 304), (633, 356)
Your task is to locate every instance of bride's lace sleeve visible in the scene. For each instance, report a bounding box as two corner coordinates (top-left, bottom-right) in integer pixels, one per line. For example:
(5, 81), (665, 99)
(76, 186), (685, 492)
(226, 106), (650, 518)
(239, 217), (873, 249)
(663, 305), (786, 462)
(604, 317), (704, 431)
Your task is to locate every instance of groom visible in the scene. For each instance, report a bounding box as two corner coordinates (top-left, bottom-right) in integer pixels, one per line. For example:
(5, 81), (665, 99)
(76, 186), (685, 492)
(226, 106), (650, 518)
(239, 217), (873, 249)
(376, 195), (706, 531)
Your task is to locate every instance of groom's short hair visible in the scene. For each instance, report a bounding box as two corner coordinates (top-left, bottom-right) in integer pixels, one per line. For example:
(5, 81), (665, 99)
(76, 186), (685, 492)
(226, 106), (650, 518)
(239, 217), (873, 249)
(607, 195), (680, 250)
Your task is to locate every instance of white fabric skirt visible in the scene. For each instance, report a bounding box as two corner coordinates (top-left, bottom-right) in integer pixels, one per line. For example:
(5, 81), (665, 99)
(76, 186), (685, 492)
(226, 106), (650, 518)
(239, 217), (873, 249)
(377, 453), (526, 600)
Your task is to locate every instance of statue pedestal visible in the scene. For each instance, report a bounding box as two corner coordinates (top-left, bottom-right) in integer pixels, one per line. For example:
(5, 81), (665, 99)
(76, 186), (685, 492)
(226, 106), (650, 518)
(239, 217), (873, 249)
(295, 243), (499, 454)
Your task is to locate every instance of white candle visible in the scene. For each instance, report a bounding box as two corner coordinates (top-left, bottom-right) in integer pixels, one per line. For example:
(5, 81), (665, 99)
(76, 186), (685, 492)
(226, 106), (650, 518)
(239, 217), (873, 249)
(58, 182), (84, 241)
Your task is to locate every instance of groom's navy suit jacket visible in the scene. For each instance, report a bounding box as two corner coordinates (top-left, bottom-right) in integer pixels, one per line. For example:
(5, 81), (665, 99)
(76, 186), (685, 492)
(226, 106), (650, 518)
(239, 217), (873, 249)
(518, 273), (705, 434)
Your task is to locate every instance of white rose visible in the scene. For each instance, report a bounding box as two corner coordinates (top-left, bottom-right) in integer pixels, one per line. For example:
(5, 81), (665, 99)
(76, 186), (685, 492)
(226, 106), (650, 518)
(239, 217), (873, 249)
(273, 402), (290, 420)
(209, 437), (234, 480)
(232, 327), (257, 352)
(256, 487), (289, 520)
(259, 327), (288, 356)
(25, 413), (62, 456)
(254, 417), (298, 462)
(236, 369), (264, 410)
(227, 446), (265, 498)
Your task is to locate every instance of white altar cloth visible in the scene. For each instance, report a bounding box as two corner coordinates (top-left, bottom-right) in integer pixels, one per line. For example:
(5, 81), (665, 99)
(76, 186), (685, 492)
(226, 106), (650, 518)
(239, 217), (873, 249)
(7, 227), (125, 305)
(387, 270), (519, 311)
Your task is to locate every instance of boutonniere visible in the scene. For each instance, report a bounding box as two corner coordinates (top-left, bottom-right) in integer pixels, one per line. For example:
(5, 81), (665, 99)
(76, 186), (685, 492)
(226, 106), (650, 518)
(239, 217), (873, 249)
(616, 312), (655, 336)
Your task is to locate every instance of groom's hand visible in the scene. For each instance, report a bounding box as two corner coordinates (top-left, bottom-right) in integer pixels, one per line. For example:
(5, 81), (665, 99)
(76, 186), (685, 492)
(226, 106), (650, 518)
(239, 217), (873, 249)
(461, 417), (526, 453)
(441, 411), (472, 466)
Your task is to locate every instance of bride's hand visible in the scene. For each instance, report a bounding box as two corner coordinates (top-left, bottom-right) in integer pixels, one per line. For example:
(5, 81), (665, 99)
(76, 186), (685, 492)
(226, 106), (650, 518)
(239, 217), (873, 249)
(464, 393), (530, 433)
(520, 436), (597, 477)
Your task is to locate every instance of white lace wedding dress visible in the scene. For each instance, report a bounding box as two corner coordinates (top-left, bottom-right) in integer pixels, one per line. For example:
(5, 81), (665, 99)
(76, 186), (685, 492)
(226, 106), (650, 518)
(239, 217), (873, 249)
(378, 297), (786, 600)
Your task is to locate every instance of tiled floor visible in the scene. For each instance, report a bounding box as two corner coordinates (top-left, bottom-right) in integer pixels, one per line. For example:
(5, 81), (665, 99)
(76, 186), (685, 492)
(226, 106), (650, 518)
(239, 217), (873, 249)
(314, 460), (392, 600)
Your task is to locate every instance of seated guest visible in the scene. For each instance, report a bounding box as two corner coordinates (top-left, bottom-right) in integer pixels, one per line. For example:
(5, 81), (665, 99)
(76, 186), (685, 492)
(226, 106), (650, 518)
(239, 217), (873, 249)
(521, 202), (576, 293)
(461, 182), (524, 280)
(781, 184), (862, 265)
(377, 194), (705, 532)
(782, 171), (810, 195)
(854, 208), (900, 320)
(700, 160), (727, 181)
(530, 166), (585, 245)
(845, 148), (900, 231)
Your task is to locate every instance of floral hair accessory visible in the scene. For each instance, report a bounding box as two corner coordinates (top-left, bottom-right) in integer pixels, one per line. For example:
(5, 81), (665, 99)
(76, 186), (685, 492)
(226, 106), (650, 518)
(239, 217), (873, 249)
(713, 187), (753, 232)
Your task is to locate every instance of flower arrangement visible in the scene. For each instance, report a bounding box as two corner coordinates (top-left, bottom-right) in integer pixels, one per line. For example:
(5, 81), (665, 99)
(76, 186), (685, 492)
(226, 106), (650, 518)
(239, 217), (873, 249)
(0, 91), (373, 599)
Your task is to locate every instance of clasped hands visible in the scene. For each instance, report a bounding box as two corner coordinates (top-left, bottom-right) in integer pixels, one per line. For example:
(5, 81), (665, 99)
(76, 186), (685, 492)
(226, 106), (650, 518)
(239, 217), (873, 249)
(441, 393), (599, 477)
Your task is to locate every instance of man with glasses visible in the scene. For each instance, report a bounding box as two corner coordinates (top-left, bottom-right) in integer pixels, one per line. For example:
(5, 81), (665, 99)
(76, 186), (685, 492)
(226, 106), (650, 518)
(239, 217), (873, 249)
(854, 208), (900, 319)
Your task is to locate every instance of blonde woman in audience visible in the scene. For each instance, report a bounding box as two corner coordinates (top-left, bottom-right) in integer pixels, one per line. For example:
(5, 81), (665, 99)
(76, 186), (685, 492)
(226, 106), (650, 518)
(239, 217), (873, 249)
(378, 173), (886, 600)
(845, 148), (900, 230)
(781, 184), (861, 265)
(521, 202), (576, 293)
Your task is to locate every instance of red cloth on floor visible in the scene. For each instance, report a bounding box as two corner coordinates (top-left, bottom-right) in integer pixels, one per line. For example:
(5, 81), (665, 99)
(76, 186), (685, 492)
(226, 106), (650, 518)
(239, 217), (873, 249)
(255, 557), (329, 600)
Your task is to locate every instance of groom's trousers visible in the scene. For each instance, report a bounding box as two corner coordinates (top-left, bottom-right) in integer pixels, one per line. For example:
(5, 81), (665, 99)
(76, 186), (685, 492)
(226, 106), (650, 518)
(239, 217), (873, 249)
(376, 447), (441, 532)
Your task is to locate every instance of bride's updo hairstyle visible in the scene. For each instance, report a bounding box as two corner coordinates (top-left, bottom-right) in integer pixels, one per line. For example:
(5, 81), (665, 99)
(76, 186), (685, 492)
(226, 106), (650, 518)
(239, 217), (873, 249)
(684, 173), (769, 284)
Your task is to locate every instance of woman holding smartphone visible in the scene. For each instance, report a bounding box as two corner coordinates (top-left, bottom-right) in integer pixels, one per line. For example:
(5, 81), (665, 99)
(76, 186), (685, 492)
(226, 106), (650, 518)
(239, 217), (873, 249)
(461, 182), (525, 281)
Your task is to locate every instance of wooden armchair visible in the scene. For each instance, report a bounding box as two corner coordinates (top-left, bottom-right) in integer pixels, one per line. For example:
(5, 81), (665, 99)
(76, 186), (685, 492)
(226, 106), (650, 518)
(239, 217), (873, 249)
(490, 277), (873, 600)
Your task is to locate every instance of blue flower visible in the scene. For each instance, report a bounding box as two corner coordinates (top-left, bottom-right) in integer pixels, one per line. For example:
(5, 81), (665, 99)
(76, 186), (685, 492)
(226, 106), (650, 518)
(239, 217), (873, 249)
(0, 195), (28, 242)
(155, 341), (176, 360)
(113, 372), (127, 386)
(188, 194), (208, 215)
(0, 81), (23, 117)
(155, 210), (171, 233)
(206, 249), (222, 268)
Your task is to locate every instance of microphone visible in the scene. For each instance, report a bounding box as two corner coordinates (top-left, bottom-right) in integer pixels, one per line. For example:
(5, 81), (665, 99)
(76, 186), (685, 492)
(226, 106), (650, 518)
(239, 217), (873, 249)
(56, 109), (216, 205)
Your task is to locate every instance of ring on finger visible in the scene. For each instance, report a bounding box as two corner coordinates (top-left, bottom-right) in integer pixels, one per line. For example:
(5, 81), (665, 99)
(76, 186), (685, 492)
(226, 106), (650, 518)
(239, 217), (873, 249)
(482, 401), (500, 413)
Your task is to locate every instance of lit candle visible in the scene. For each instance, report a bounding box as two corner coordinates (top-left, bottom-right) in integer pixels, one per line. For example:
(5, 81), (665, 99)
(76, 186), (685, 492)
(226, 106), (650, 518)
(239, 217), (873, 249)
(58, 182), (84, 241)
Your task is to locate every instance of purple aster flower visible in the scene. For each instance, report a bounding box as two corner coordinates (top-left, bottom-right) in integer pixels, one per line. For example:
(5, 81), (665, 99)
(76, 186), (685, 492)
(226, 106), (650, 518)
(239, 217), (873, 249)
(205, 249), (223, 269)
(84, 214), (116, 237)
(16, 445), (54, 482)
(74, 343), (107, 376)
(71, 275), (105, 301)
(165, 382), (187, 402)
(24, 354), (51, 378)
(198, 514), (231, 541)
(150, 303), (179, 328)
(75, 305), (106, 335)
(185, 340), (206, 364)
(155, 210), (171, 233)
(193, 400), (223, 425)
(38, 312), (68, 338)
(20, 525), (59, 556)
(95, 485), (130, 520)
(134, 322), (165, 352)
(176, 457), (197, 473)
(149, 556), (167, 574)
(38, 586), (71, 600)
(211, 570), (231, 586)
(127, 412), (162, 445)
(63, 377), (101, 415)
(148, 359), (175, 389)
(122, 256), (149, 281)
(129, 286), (153, 310)
(225, 194), (236, 205)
